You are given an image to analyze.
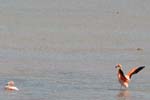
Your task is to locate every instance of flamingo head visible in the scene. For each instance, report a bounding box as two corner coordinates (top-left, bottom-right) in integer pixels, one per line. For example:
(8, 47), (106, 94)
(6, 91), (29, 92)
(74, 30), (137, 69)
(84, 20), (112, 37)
(7, 81), (15, 86)
(115, 64), (122, 69)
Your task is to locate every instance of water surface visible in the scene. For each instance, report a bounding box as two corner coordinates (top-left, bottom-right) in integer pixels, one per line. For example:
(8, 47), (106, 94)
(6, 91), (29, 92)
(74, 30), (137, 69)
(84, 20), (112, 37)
(0, 0), (150, 100)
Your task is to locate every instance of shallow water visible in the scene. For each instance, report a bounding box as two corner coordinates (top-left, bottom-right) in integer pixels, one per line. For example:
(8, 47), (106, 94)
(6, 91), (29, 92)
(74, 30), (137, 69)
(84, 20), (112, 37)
(0, 0), (150, 100)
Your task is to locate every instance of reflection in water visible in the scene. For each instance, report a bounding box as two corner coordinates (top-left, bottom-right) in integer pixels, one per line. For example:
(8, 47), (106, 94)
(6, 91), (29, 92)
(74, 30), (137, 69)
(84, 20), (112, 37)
(117, 89), (131, 100)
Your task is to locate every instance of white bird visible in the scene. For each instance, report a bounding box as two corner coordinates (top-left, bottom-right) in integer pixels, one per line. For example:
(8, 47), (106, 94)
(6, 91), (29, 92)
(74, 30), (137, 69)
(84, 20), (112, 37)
(5, 81), (19, 91)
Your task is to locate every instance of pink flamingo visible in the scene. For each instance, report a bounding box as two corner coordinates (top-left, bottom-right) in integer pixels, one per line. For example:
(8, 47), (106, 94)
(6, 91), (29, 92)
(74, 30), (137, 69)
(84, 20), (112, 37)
(115, 64), (145, 89)
(5, 81), (19, 91)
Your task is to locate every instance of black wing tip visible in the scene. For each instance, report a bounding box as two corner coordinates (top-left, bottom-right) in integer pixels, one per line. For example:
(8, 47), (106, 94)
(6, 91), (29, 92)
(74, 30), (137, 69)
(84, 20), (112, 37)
(137, 66), (145, 72)
(139, 66), (145, 69)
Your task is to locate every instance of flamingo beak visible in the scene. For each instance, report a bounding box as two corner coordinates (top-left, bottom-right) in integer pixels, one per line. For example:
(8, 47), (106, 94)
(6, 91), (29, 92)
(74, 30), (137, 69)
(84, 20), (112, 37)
(115, 66), (118, 68)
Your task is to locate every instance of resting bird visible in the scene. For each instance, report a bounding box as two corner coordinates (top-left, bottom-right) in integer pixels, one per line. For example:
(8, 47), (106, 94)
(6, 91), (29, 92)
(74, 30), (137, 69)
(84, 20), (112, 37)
(5, 81), (19, 91)
(115, 64), (145, 89)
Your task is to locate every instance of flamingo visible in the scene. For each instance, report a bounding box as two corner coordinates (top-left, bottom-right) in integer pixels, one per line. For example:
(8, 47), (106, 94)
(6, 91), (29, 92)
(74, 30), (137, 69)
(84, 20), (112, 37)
(115, 64), (145, 89)
(5, 81), (19, 91)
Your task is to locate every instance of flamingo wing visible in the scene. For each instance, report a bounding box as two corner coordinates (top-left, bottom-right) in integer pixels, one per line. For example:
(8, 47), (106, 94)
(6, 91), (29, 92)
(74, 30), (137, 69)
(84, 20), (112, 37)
(127, 66), (145, 79)
(119, 69), (127, 81)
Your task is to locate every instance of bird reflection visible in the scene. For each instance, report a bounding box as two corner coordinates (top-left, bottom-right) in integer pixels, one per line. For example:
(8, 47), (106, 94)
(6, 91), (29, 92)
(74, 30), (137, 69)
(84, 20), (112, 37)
(117, 89), (131, 100)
